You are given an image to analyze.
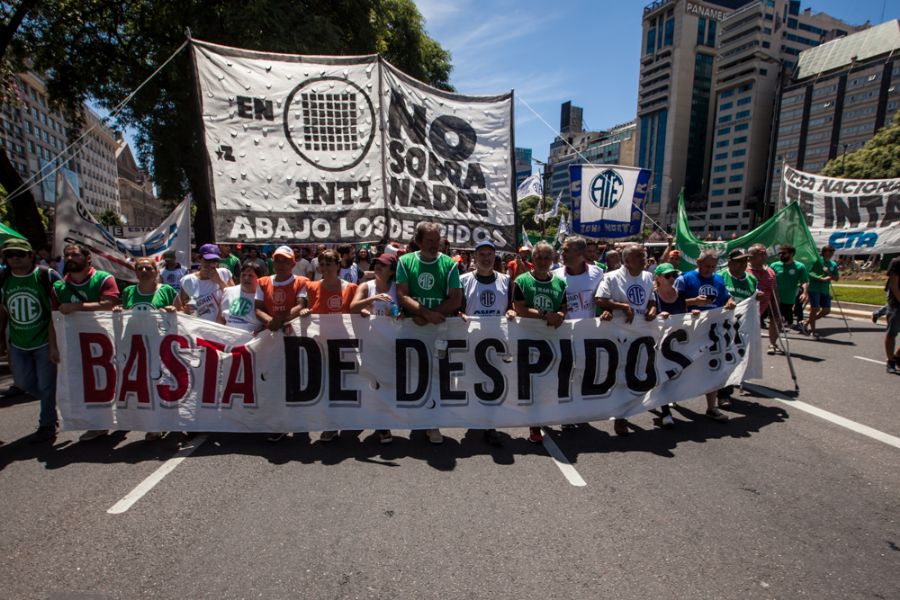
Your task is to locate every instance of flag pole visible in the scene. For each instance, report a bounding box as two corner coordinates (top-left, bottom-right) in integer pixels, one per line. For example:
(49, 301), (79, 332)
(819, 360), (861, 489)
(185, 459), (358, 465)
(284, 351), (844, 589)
(770, 299), (800, 393)
(829, 282), (854, 339)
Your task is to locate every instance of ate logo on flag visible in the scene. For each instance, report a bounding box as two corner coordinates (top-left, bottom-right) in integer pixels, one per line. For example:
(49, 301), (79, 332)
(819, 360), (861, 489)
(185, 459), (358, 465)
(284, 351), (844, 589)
(590, 169), (625, 210)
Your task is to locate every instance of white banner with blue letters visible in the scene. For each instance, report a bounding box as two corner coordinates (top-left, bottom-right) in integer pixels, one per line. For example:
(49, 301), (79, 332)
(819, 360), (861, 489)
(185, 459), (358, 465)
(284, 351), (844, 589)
(570, 164), (650, 238)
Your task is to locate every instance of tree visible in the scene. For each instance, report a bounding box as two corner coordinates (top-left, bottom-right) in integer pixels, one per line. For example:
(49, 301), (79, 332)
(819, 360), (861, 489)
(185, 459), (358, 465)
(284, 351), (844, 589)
(821, 112), (900, 179)
(0, 182), (49, 233)
(1, 0), (453, 242)
(517, 194), (570, 239)
(94, 208), (123, 228)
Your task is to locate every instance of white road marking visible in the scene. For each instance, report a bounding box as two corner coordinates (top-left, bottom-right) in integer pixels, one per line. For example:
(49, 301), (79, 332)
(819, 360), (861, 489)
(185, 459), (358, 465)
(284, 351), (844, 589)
(854, 355), (885, 366)
(107, 435), (207, 514)
(541, 429), (586, 487)
(743, 383), (900, 450)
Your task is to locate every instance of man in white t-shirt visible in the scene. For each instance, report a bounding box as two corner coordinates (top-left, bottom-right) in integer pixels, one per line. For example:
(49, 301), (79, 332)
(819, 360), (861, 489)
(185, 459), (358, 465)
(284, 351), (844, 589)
(552, 235), (603, 320)
(291, 245), (314, 278)
(159, 250), (189, 292)
(175, 244), (234, 321)
(309, 243), (326, 281)
(595, 243), (657, 437)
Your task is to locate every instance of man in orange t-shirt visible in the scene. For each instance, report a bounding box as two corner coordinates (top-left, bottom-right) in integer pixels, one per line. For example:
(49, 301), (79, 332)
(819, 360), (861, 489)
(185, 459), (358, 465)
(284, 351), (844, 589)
(255, 245), (309, 331)
(506, 246), (534, 280)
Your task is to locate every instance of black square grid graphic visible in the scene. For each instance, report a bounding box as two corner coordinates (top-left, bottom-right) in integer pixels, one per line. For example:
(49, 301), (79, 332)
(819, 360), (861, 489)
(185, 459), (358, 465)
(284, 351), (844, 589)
(300, 92), (359, 152)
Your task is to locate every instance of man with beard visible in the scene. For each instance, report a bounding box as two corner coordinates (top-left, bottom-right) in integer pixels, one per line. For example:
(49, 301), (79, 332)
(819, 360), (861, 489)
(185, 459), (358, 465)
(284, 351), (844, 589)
(51, 243), (120, 441)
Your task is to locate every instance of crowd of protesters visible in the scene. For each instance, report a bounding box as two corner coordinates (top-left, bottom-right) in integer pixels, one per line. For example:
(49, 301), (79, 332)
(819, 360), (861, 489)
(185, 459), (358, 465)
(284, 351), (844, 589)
(0, 223), (898, 446)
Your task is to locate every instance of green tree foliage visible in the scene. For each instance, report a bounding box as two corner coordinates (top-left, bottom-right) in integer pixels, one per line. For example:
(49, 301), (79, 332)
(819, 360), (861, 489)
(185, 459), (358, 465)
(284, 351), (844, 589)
(94, 208), (123, 228)
(821, 112), (900, 179)
(517, 194), (570, 239)
(0, 182), (48, 231)
(3, 0), (452, 239)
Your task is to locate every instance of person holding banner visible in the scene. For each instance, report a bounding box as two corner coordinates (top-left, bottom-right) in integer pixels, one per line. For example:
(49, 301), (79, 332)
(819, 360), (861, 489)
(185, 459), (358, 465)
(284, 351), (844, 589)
(255, 246), (309, 333)
(595, 244), (656, 435)
(0, 238), (61, 443)
(219, 260), (267, 333)
(397, 222), (463, 445)
(674, 249), (735, 421)
(118, 258), (178, 312)
(771, 244), (809, 334)
(175, 244), (234, 321)
(717, 249), (759, 405)
(300, 249), (358, 443)
(512, 241), (567, 444)
(52, 243), (120, 441)
(459, 240), (515, 446)
(350, 252), (399, 445)
(805, 245), (839, 339)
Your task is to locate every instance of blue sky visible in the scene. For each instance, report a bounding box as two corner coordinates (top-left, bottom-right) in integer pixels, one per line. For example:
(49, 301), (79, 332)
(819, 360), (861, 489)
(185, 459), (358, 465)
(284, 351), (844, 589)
(414, 0), (898, 170)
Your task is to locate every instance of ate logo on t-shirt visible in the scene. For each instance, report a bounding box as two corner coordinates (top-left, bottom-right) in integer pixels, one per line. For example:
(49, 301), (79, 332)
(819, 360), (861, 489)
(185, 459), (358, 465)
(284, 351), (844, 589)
(626, 285), (646, 306)
(480, 290), (496, 307)
(327, 294), (343, 311)
(418, 273), (435, 290)
(534, 294), (554, 311)
(6, 291), (41, 326)
(273, 287), (287, 305)
(699, 284), (718, 303)
(788, 268), (796, 276)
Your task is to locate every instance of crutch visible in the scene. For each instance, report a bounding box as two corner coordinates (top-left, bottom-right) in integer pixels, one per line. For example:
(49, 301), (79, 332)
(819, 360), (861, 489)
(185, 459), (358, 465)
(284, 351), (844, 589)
(770, 299), (800, 393)
(829, 282), (853, 338)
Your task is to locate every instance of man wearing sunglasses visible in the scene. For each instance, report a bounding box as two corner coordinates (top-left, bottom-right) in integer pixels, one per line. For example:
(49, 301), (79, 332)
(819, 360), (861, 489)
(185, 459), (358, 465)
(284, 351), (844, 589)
(0, 238), (61, 442)
(770, 244), (808, 333)
(51, 243), (121, 441)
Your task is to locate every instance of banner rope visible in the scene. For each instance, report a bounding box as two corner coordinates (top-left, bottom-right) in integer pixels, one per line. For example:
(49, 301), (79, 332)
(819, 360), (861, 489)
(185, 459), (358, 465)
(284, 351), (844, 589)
(4, 40), (189, 204)
(514, 93), (670, 237)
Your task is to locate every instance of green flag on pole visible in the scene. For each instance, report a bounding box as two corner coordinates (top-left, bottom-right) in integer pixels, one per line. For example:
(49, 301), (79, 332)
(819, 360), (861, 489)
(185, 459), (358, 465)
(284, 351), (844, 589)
(0, 221), (27, 245)
(674, 191), (819, 271)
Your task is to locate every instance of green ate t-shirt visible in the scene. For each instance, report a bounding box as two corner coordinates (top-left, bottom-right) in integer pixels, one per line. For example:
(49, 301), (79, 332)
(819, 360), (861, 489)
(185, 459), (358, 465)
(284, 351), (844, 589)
(396, 251), (462, 311)
(808, 257), (839, 295)
(121, 284), (178, 311)
(52, 269), (115, 305)
(1, 267), (60, 349)
(719, 269), (757, 303)
(770, 260), (809, 304)
(514, 271), (567, 312)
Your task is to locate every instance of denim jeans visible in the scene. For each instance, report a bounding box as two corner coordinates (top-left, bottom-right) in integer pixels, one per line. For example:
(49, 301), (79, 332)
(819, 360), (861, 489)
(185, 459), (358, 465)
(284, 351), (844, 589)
(8, 344), (57, 427)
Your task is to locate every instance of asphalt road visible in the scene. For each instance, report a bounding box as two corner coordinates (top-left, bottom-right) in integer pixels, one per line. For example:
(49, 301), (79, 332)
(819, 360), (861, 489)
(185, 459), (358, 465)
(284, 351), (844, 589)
(1, 315), (898, 599)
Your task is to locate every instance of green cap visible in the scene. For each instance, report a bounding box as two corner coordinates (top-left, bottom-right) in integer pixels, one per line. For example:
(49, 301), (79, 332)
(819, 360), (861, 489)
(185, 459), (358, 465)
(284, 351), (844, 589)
(1, 237), (32, 253)
(654, 262), (678, 277)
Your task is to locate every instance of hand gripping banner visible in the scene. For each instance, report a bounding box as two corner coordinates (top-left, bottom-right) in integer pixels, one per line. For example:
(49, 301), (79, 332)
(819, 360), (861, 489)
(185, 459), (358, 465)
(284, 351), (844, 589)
(192, 39), (516, 249)
(55, 300), (761, 432)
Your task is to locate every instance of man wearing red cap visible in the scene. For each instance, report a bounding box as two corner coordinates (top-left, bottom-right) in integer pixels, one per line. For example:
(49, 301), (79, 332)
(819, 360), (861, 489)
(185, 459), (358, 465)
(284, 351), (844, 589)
(254, 245), (309, 332)
(506, 246), (533, 281)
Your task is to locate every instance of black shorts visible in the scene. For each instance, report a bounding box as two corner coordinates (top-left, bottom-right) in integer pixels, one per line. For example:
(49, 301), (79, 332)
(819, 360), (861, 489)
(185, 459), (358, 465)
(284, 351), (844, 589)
(779, 302), (795, 324)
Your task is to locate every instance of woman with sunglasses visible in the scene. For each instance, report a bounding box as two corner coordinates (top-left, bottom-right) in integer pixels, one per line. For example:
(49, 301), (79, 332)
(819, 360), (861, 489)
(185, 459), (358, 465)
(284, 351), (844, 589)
(114, 257), (177, 441)
(652, 262), (699, 428)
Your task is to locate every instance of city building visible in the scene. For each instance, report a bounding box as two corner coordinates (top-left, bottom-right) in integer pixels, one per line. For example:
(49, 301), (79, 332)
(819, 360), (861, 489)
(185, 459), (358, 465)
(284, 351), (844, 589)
(116, 133), (167, 229)
(515, 147), (533, 188)
(0, 71), (120, 215)
(636, 0), (756, 225)
(703, 0), (862, 236)
(546, 102), (637, 207)
(769, 19), (900, 207)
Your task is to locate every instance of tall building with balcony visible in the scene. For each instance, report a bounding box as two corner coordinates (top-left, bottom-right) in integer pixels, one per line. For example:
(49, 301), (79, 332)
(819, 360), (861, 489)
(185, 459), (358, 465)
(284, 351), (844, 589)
(769, 19), (900, 206)
(636, 0), (756, 225)
(116, 133), (167, 228)
(703, 0), (862, 236)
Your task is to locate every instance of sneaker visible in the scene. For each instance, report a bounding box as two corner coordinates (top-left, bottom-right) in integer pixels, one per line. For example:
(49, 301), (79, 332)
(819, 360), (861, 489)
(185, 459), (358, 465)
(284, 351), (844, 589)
(871, 311), (879, 324)
(888, 361), (900, 374)
(266, 432), (288, 443)
(144, 431), (164, 441)
(320, 430), (339, 443)
(377, 429), (393, 444)
(483, 428), (502, 446)
(717, 397), (732, 409)
(614, 418), (629, 436)
(79, 429), (108, 441)
(28, 424), (57, 444)
(706, 408), (729, 422)
(527, 427), (543, 444)
(767, 344), (777, 355)
(427, 428), (443, 445)
(661, 414), (675, 428)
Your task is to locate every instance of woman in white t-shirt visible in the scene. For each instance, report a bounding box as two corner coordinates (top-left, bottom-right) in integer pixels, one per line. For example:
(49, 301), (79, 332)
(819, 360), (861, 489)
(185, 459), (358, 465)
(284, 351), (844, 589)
(218, 260), (266, 333)
(349, 253), (398, 444)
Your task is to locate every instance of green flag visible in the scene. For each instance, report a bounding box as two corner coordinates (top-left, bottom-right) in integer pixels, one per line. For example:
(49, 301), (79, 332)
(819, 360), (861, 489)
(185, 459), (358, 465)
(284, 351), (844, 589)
(0, 221), (27, 245)
(674, 191), (818, 271)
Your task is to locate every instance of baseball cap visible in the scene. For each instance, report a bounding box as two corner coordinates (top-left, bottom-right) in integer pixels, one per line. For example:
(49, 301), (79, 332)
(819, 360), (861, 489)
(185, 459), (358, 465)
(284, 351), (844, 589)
(373, 253), (397, 267)
(728, 248), (750, 260)
(518, 246), (530, 253)
(654, 262), (679, 277)
(198, 243), (221, 260)
(273, 245), (295, 260)
(474, 239), (496, 251)
(2, 237), (32, 253)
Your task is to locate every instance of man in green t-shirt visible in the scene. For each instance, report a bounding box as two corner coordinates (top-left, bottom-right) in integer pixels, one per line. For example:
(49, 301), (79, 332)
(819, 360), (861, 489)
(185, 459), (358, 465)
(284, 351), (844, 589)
(770, 244), (808, 331)
(219, 244), (242, 280)
(719, 248), (758, 303)
(52, 243), (121, 441)
(512, 240), (567, 444)
(396, 222), (462, 445)
(805, 245), (839, 338)
(0, 238), (62, 442)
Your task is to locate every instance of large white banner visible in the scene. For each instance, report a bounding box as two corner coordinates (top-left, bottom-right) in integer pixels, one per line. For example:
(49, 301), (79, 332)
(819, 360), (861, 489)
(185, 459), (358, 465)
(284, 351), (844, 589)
(783, 165), (900, 254)
(55, 300), (761, 432)
(192, 39), (515, 249)
(53, 176), (192, 282)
